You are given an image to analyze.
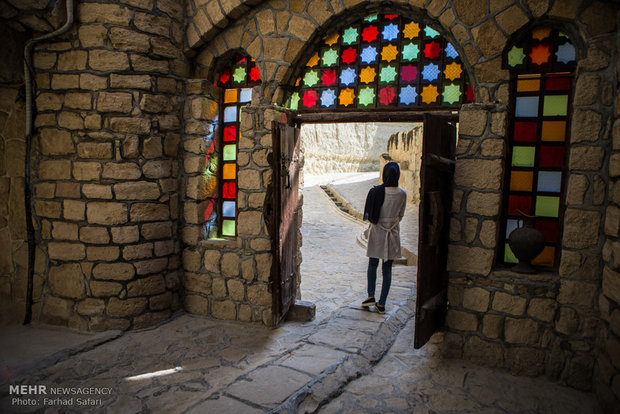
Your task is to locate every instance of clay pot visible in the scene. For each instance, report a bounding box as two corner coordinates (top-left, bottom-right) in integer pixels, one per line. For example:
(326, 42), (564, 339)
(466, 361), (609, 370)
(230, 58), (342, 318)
(508, 212), (545, 274)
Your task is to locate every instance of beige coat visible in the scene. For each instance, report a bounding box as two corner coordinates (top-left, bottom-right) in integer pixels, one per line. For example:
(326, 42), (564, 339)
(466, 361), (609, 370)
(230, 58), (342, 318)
(366, 187), (407, 260)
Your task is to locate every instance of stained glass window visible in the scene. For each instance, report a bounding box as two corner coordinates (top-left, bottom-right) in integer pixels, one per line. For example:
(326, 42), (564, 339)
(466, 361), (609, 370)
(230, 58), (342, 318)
(205, 53), (261, 239)
(501, 26), (577, 268)
(286, 14), (473, 111)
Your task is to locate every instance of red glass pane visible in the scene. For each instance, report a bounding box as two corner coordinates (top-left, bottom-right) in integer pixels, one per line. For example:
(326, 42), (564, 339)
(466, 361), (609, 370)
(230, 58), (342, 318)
(362, 26), (379, 42)
(508, 195), (532, 215)
(465, 84), (474, 102)
(400, 65), (418, 83)
(423, 41), (441, 60)
(378, 86), (396, 105)
(219, 68), (231, 85)
(223, 182), (236, 199)
(514, 121), (537, 142)
(204, 199), (215, 221)
(302, 90), (318, 108)
(249, 66), (261, 82)
(536, 220), (558, 242)
(223, 125), (237, 142)
(545, 77), (570, 90)
(321, 69), (337, 86)
(384, 14), (398, 20)
(341, 47), (357, 65)
(539, 145), (564, 167)
(530, 44), (551, 66)
(233, 53), (246, 64)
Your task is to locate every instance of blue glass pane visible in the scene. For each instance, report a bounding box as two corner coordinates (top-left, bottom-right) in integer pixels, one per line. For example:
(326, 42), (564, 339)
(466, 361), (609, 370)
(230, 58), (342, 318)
(505, 219), (520, 238)
(320, 89), (337, 107)
(515, 96), (539, 117)
(556, 43), (575, 64)
(537, 171), (562, 192)
(239, 88), (252, 103)
(422, 64), (439, 81)
(360, 46), (378, 64)
(222, 201), (236, 218)
(340, 67), (357, 86)
(399, 85), (417, 105)
(424, 26), (440, 38)
(382, 23), (399, 42)
(224, 106), (237, 122)
(445, 43), (458, 59)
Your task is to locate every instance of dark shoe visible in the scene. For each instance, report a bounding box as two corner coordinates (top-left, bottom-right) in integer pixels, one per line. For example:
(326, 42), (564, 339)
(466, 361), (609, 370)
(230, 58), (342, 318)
(375, 304), (385, 314)
(362, 297), (376, 307)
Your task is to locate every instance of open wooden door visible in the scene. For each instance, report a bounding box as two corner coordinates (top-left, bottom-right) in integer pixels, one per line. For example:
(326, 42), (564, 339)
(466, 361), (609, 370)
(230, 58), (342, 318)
(414, 114), (456, 349)
(269, 116), (301, 326)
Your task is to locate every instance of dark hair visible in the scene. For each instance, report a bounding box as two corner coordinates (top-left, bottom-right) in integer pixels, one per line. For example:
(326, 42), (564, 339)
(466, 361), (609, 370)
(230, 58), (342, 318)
(383, 162), (400, 187)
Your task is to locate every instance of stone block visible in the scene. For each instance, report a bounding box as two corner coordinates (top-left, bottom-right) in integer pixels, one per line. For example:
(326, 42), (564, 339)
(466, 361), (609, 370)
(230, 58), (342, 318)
(39, 160), (71, 180)
(110, 74), (152, 89)
(154, 240), (174, 256)
(505, 348), (545, 377)
(133, 12), (170, 36)
(184, 294), (208, 315)
(79, 226), (110, 244)
(569, 146), (604, 171)
(482, 314), (502, 339)
(52, 221), (78, 240)
(35, 200), (61, 218)
(286, 301), (316, 322)
(256, 253), (271, 282)
(142, 136), (163, 158)
(41, 296), (73, 325)
(471, 19), (506, 57)
(247, 284), (271, 307)
(88, 49), (130, 72)
(603, 266), (620, 305)
(563, 209), (600, 249)
(130, 203), (169, 221)
(184, 272), (211, 294)
(527, 298), (557, 323)
(212, 300), (237, 320)
(77, 142), (113, 159)
(203, 250), (221, 273)
(79, 2), (132, 25)
(566, 174), (588, 205)
(51, 74), (79, 89)
(65, 92), (92, 110)
(97, 92), (133, 113)
(102, 162), (142, 180)
(466, 191), (501, 216)
(555, 306), (579, 336)
(109, 27), (150, 52)
(558, 280), (598, 310)
(109, 117), (150, 134)
(143, 160), (172, 179)
(36, 93), (64, 111)
(492, 291), (526, 316)
(49, 263), (85, 299)
(89, 280), (123, 297)
(134, 258), (168, 275)
(463, 336), (502, 368)
(447, 245), (493, 275)
(79, 74), (107, 91)
(237, 211), (263, 236)
(40, 128), (74, 155)
(77, 298), (105, 316)
(82, 184), (112, 199)
(149, 291), (173, 311)
(227, 279), (245, 301)
(93, 262), (135, 281)
(57, 50), (87, 71)
(58, 111), (84, 130)
(454, 159), (503, 190)
(48, 242), (85, 261)
(107, 297), (147, 317)
(78, 25), (107, 48)
(114, 181), (161, 200)
(571, 110), (602, 143)
(446, 310), (478, 332)
(462, 287), (490, 312)
(110, 226), (139, 244)
(87, 202), (128, 225)
(63, 200), (85, 221)
(141, 221), (172, 240)
(504, 317), (539, 344)
(73, 161), (102, 181)
(122, 243), (153, 261)
(87, 246), (120, 261)
(221, 252), (240, 277)
(605, 205), (620, 237)
(127, 275), (165, 297)
(130, 54), (169, 74)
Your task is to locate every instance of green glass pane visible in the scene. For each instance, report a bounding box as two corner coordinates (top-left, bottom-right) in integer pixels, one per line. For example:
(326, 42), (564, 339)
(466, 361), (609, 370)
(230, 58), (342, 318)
(379, 65), (397, 84)
(504, 243), (518, 263)
(303, 70), (320, 87)
(401, 42), (419, 61)
(512, 146), (535, 167)
(321, 48), (339, 66)
(232, 66), (246, 84)
(535, 196), (560, 217)
(223, 144), (236, 161)
(508, 46), (525, 67)
(364, 14), (377, 22)
(442, 83), (461, 104)
(543, 95), (568, 116)
(222, 219), (235, 236)
(288, 92), (300, 110)
(424, 26), (440, 38)
(358, 87), (375, 107)
(342, 27), (359, 45)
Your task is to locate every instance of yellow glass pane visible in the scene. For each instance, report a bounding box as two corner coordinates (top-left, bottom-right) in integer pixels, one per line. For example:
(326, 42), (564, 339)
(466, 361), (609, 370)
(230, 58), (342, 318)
(510, 171), (533, 192)
(517, 78), (540, 92)
(532, 246), (554, 266)
(532, 27), (551, 41)
(339, 88), (355, 107)
(421, 84), (439, 104)
(306, 52), (320, 68)
(325, 33), (339, 46)
(541, 121), (566, 141)
(360, 67), (376, 83)
(224, 89), (238, 104)
(444, 62), (462, 81)
(222, 163), (236, 180)
(381, 44), (399, 62)
(403, 22), (420, 39)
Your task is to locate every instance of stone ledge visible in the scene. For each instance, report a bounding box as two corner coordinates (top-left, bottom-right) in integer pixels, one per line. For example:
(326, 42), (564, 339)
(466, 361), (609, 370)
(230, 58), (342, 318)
(200, 238), (238, 249)
(490, 268), (558, 285)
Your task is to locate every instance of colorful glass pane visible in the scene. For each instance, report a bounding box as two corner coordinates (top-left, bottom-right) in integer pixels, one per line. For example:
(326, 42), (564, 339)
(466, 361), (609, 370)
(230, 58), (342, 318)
(510, 171), (533, 192)
(512, 146), (535, 167)
(302, 90), (319, 108)
(541, 121), (566, 141)
(222, 163), (236, 180)
(379, 65), (397, 84)
(403, 21), (420, 39)
(530, 44), (551, 66)
(224, 89), (238, 103)
(223, 125), (237, 142)
(422, 64), (439, 82)
(325, 32), (339, 46)
(222, 220), (235, 236)
(556, 43), (575, 64)
(514, 122), (537, 142)
(421, 84), (439, 104)
(423, 41), (441, 59)
(381, 44), (399, 62)
(382, 23), (399, 42)
(537, 171), (562, 193)
(219, 68), (231, 85)
(517, 78), (540, 92)
(322, 69), (337, 86)
(445, 43), (458, 59)
(303, 70), (320, 87)
(515, 96), (539, 117)
(249, 66), (260, 82)
(232, 66), (246, 83)
(361, 26), (379, 42)
(505, 219), (519, 238)
(360, 66), (377, 83)
(341, 47), (357, 65)
(222, 201), (236, 218)
(340, 67), (357, 85)
(504, 243), (518, 263)
(535, 196), (559, 217)
(364, 14), (378, 23)
(307, 53), (320, 67)
(400, 65), (418, 83)
(532, 246), (554, 266)
(508, 195), (532, 215)
(508, 46), (526, 67)
(545, 77), (570, 90)
(444, 62), (462, 81)
(442, 84), (461, 104)
(223, 145), (236, 161)
(424, 26), (440, 38)
(222, 182), (235, 198)
(539, 145), (564, 167)
(224, 106), (237, 122)
(358, 87), (375, 107)
(239, 88), (252, 103)
(378, 86), (396, 105)
(320, 89), (337, 107)
(288, 92), (300, 110)
(532, 27), (551, 41)
(339, 88), (355, 106)
(321, 48), (339, 66)
(543, 95), (568, 116)
(399, 85), (417, 105)
(342, 27), (359, 45)
(360, 46), (378, 64)
(536, 220), (558, 242)
(401, 42), (419, 61)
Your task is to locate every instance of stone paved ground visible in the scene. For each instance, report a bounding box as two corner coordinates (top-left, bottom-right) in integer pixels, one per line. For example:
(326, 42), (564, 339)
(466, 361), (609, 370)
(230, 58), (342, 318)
(0, 177), (603, 413)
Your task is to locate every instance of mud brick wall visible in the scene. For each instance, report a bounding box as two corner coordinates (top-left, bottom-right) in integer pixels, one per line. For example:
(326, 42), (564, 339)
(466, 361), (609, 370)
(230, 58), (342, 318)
(29, 0), (187, 330)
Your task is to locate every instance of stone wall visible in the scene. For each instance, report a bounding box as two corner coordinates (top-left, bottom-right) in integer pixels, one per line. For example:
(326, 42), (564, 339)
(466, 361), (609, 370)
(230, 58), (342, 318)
(380, 126), (423, 204)
(27, 0), (187, 330)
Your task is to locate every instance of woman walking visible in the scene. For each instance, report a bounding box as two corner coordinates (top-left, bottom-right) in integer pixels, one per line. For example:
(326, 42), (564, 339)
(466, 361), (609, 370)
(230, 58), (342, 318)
(362, 162), (407, 314)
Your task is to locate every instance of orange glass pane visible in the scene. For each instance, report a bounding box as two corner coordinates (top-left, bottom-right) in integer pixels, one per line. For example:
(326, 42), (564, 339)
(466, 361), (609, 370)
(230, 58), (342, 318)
(532, 246), (554, 266)
(530, 45), (551, 65)
(339, 88), (355, 107)
(517, 78), (540, 92)
(444, 62), (462, 81)
(510, 171), (533, 192)
(325, 33), (339, 46)
(223, 163), (236, 180)
(403, 21), (420, 39)
(541, 121), (566, 141)
(532, 27), (551, 41)
(224, 89), (238, 103)
(420, 84), (439, 104)
(306, 52), (320, 68)
(381, 44), (399, 62)
(360, 67), (376, 83)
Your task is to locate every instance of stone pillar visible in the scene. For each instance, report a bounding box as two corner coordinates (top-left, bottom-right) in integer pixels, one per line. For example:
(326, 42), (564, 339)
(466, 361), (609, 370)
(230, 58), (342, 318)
(30, 0), (187, 330)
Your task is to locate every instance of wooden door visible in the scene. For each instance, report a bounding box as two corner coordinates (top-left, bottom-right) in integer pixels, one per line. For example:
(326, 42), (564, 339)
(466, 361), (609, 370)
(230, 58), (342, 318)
(414, 114), (457, 349)
(270, 117), (301, 326)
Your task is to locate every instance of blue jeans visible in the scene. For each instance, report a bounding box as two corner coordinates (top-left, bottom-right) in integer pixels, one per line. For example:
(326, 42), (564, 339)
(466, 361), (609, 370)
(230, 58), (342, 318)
(367, 258), (392, 306)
